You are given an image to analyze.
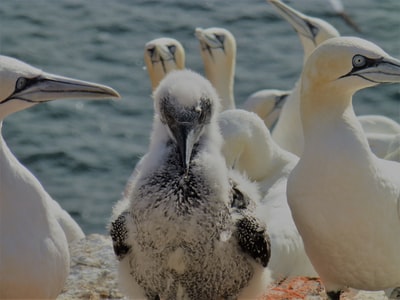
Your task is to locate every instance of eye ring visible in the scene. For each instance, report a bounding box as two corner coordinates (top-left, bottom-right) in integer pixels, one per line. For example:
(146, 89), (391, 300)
(214, 34), (225, 45)
(15, 77), (28, 92)
(352, 55), (367, 68)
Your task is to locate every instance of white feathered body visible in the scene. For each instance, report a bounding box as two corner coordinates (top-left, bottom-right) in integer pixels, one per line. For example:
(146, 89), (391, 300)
(288, 113), (400, 291)
(0, 136), (69, 299)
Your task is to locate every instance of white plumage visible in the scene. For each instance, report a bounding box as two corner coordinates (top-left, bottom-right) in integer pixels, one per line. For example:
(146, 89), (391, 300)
(195, 27), (236, 111)
(242, 89), (290, 130)
(268, 0), (400, 159)
(287, 37), (400, 299)
(219, 108), (317, 280)
(0, 55), (119, 299)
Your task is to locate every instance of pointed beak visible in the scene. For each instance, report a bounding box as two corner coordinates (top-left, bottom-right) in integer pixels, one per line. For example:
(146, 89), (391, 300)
(170, 121), (201, 175)
(269, 0), (316, 41)
(351, 56), (400, 84)
(5, 72), (120, 104)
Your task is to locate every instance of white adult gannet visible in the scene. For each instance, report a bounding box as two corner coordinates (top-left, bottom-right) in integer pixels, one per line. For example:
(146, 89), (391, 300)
(242, 89), (290, 129)
(144, 37), (185, 91)
(287, 37), (400, 299)
(269, 0), (400, 158)
(0, 55), (120, 299)
(195, 27), (236, 111)
(110, 70), (271, 299)
(269, 0), (340, 156)
(218, 109), (317, 280)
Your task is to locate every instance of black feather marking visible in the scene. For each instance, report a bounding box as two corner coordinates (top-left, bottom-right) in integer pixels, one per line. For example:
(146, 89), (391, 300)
(110, 211), (131, 260)
(229, 179), (250, 209)
(235, 215), (271, 267)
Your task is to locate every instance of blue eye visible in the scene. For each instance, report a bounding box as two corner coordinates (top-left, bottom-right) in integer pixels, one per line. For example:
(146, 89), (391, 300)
(352, 55), (367, 68)
(16, 77), (27, 92)
(167, 45), (176, 55)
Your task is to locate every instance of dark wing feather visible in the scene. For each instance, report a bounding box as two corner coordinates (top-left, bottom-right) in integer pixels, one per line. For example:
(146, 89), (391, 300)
(110, 211), (131, 260)
(235, 213), (271, 267)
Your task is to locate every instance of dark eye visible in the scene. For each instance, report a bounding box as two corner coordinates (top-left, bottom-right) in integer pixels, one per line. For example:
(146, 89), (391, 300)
(352, 55), (367, 68)
(15, 77), (28, 92)
(167, 45), (176, 55)
(306, 21), (319, 37)
(147, 46), (156, 58)
(214, 34), (225, 45)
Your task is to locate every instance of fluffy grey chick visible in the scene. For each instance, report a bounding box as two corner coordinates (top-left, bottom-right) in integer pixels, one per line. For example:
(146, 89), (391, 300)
(110, 69), (271, 300)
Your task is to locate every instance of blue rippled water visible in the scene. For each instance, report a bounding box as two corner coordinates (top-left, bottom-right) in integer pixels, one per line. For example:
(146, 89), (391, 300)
(0, 0), (399, 234)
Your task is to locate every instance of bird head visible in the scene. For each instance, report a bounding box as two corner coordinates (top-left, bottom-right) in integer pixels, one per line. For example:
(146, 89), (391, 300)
(153, 69), (220, 175)
(144, 37), (185, 91)
(0, 55), (120, 120)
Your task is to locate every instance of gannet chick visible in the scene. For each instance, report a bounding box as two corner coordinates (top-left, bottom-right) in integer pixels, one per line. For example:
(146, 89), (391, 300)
(219, 109), (317, 280)
(269, 0), (400, 158)
(0, 55), (120, 299)
(287, 37), (400, 299)
(242, 89), (290, 130)
(144, 37), (185, 91)
(110, 69), (271, 299)
(195, 27), (236, 111)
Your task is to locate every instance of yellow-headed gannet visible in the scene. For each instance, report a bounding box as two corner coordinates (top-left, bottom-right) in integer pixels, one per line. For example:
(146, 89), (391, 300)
(242, 89), (290, 130)
(0, 55), (119, 299)
(195, 27), (236, 111)
(287, 37), (400, 299)
(110, 70), (271, 299)
(144, 37), (185, 91)
(269, 0), (340, 156)
(218, 108), (317, 280)
(269, 0), (400, 158)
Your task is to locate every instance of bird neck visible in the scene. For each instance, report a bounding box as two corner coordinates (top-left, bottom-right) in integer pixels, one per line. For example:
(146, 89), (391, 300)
(0, 123), (51, 219)
(300, 83), (372, 161)
(204, 56), (235, 110)
(271, 81), (304, 155)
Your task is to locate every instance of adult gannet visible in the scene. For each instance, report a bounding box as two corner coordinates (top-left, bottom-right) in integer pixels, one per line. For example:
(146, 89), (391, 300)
(287, 37), (400, 299)
(218, 109), (317, 280)
(144, 37), (185, 91)
(0, 55), (119, 299)
(242, 89), (290, 130)
(269, 0), (400, 158)
(110, 70), (271, 299)
(269, 0), (340, 156)
(195, 27), (236, 111)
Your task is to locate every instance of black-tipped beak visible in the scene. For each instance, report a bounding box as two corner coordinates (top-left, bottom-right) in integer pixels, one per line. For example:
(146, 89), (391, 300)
(3, 72), (120, 104)
(170, 121), (201, 175)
